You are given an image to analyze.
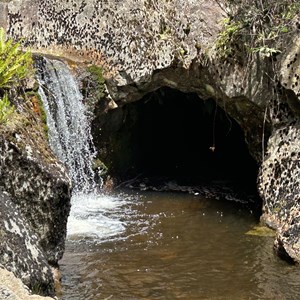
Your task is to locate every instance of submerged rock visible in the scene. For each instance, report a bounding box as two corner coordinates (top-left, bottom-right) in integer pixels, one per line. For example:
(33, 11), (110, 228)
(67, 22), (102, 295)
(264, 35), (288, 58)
(245, 225), (275, 237)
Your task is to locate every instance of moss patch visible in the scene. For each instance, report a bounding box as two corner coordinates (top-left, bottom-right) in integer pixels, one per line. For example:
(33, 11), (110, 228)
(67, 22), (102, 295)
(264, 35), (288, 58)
(245, 225), (275, 237)
(86, 64), (105, 100)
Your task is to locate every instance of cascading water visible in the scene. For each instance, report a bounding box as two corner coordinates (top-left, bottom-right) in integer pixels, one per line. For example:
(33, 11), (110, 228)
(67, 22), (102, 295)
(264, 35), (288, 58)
(37, 57), (125, 241)
(37, 57), (97, 194)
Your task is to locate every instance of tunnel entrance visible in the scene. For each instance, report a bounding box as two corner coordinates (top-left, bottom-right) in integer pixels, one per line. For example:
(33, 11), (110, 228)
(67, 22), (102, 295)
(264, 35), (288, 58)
(95, 87), (260, 205)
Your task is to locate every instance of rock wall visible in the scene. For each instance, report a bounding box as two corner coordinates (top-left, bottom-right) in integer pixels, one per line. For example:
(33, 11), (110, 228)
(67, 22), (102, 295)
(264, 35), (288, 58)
(0, 121), (71, 265)
(3, 0), (271, 161)
(0, 2), (8, 29)
(0, 192), (55, 296)
(1, 0), (300, 263)
(258, 37), (300, 263)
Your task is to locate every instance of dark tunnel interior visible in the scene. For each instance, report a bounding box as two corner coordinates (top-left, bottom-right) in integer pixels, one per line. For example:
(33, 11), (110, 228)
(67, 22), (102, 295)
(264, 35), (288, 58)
(95, 87), (260, 200)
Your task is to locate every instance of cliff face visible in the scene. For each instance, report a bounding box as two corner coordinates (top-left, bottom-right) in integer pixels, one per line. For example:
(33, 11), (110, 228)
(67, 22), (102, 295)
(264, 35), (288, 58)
(258, 38), (300, 262)
(2, 0), (300, 263)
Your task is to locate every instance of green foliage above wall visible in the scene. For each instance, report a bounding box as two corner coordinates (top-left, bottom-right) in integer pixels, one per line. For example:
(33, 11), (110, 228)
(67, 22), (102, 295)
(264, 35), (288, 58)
(0, 27), (33, 127)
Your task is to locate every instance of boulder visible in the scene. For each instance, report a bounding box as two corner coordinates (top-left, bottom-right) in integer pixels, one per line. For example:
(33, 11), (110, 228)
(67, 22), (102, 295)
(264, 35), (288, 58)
(0, 132), (71, 266)
(0, 192), (55, 296)
(0, 267), (55, 300)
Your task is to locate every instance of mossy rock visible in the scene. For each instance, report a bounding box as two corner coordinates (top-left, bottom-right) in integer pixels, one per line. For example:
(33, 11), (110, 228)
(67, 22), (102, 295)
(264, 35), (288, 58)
(245, 225), (276, 237)
(86, 64), (105, 100)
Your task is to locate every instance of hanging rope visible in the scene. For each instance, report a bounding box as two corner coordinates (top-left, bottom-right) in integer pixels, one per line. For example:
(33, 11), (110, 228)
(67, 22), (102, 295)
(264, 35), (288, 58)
(209, 100), (218, 152)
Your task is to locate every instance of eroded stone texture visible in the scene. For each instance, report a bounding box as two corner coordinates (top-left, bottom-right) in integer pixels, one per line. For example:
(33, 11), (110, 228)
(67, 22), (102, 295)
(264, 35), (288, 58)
(258, 53), (300, 262)
(0, 2), (8, 30)
(280, 36), (300, 117)
(0, 192), (55, 296)
(6, 0), (223, 80)
(259, 120), (300, 262)
(0, 124), (71, 266)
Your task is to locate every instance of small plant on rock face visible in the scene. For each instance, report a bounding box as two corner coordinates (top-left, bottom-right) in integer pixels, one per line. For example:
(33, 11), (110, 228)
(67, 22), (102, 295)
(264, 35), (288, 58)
(0, 27), (33, 127)
(214, 0), (300, 61)
(81, 64), (106, 117)
(0, 27), (33, 90)
(214, 18), (243, 59)
(85, 64), (105, 100)
(0, 93), (15, 124)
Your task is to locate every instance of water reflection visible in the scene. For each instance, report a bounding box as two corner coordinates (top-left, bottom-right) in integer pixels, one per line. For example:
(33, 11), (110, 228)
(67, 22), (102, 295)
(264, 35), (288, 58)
(60, 191), (300, 300)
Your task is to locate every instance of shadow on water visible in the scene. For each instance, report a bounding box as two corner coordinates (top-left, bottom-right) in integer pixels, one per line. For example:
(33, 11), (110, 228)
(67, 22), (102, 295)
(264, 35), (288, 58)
(60, 190), (300, 300)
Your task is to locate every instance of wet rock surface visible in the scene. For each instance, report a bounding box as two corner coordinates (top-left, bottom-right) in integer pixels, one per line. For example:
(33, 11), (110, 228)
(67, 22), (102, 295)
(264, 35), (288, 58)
(0, 88), (71, 295)
(122, 177), (260, 209)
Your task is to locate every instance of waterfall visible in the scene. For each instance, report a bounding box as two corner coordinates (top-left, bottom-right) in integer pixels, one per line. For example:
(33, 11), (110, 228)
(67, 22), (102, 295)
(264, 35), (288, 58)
(37, 57), (125, 241)
(37, 57), (98, 194)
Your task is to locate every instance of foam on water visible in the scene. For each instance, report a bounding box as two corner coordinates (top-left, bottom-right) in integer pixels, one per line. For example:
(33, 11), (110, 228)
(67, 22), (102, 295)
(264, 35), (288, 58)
(67, 193), (127, 241)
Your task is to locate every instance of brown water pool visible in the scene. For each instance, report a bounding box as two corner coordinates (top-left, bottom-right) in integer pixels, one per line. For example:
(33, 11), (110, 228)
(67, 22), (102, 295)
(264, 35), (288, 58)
(60, 191), (300, 300)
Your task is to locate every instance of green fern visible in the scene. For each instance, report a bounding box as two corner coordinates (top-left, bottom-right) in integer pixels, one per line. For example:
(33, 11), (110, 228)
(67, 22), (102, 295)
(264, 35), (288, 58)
(0, 27), (32, 89)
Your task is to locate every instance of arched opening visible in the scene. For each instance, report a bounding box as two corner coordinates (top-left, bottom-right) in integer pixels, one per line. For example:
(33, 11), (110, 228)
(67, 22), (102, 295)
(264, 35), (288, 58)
(94, 87), (260, 204)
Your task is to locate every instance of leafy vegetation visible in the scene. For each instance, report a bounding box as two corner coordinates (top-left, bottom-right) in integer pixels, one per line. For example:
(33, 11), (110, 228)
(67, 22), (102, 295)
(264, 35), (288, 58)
(0, 27), (33, 126)
(214, 0), (300, 61)
(0, 27), (33, 89)
(0, 93), (15, 124)
(214, 18), (243, 58)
